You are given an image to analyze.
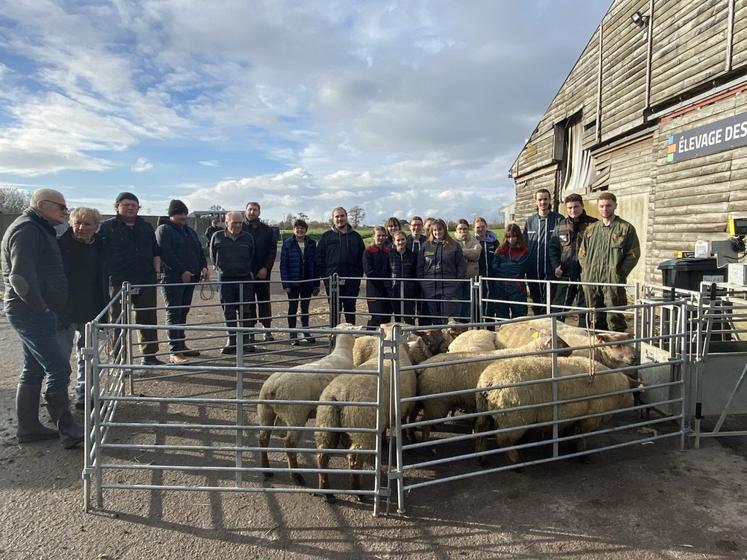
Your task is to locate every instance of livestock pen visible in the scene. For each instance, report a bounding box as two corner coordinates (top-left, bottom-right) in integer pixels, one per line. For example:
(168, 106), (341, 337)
(79, 275), (728, 516)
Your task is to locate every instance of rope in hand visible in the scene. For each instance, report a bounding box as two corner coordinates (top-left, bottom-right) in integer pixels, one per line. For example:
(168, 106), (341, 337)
(199, 281), (216, 301)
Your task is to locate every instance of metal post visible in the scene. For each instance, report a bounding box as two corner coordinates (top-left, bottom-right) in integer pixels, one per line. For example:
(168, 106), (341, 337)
(678, 301), (688, 450)
(551, 316), (559, 458)
(236, 281), (245, 487)
(123, 282), (134, 395)
(545, 280), (552, 315)
(476, 277), (484, 323)
(91, 322), (104, 509)
(331, 274), (340, 327)
(373, 329), (385, 517)
(391, 325), (406, 514)
(82, 322), (93, 512)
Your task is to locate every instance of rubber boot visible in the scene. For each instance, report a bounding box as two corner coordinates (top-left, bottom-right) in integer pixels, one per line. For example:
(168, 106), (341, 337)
(16, 384), (58, 443)
(45, 391), (84, 449)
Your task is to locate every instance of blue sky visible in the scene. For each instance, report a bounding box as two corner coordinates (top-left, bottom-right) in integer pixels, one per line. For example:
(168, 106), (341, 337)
(0, 0), (610, 223)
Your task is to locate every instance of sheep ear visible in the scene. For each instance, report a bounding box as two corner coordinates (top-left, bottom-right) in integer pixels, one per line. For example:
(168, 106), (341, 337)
(596, 334), (609, 342)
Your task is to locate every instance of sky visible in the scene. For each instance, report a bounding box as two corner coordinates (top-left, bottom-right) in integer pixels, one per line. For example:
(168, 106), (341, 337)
(0, 0), (610, 224)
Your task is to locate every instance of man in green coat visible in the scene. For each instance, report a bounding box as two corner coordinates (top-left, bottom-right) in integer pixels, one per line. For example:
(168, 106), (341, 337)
(578, 192), (640, 332)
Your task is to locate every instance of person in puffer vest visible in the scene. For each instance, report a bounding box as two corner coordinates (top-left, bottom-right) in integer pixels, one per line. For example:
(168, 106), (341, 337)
(280, 219), (320, 345)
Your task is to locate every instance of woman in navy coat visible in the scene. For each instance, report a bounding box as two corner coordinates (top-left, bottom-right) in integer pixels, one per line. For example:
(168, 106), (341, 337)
(280, 219), (320, 344)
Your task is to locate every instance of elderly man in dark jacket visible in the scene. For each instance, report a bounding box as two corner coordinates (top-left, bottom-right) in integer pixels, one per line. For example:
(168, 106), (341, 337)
(211, 212), (256, 354)
(2, 188), (84, 449)
(244, 202), (277, 342)
(156, 200), (208, 364)
(316, 207), (365, 325)
(99, 192), (163, 365)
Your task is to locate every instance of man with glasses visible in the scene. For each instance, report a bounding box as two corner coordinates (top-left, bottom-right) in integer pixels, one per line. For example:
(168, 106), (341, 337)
(2, 188), (84, 448)
(99, 192), (163, 365)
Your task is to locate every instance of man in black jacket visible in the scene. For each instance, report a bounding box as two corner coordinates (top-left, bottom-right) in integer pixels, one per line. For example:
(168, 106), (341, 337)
(244, 202), (276, 342)
(156, 200), (209, 364)
(2, 188), (84, 448)
(549, 193), (598, 325)
(316, 207), (365, 324)
(211, 212), (256, 354)
(99, 192), (163, 365)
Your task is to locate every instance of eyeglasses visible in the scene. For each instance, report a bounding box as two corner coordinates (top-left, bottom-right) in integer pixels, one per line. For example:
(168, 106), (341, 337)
(42, 200), (69, 212)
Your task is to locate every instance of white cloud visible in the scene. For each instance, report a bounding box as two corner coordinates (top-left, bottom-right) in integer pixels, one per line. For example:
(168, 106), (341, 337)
(0, 0), (609, 218)
(131, 157), (153, 172)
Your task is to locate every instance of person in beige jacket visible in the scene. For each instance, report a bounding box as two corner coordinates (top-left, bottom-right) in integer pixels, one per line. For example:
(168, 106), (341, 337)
(454, 219), (482, 320)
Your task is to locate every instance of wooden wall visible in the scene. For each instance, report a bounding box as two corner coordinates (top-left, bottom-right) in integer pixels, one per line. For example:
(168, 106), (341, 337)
(647, 93), (747, 281)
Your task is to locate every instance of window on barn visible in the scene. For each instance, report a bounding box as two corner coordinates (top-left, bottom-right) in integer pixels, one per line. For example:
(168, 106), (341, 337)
(556, 114), (592, 200)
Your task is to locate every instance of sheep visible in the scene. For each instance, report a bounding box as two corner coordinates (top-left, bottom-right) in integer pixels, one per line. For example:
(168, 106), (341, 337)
(495, 318), (638, 374)
(354, 329), (438, 367)
(412, 332), (570, 440)
(447, 329), (505, 353)
(257, 323), (358, 485)
(314, 324), (416, 501)
(474, 356), (634, 465)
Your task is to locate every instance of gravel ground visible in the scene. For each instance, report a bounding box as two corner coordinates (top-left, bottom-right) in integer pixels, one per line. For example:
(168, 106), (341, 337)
(1, 275), (746, 560)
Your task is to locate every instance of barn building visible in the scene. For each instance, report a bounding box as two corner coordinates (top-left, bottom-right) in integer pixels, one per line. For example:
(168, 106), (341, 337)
(509, 0), (747, 284)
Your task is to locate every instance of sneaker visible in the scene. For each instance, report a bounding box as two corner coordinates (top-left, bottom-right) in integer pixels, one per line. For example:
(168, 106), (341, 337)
(169, 354), (189, 365)
(141, 356), (166, 366)
(180, 348), (201, 357)
(221, 345), (237, 355)
(290, 339), (300, 347)
(263, 332), (275, 342)
(306, 337), (316, 345)
(243, 344), (256, 354)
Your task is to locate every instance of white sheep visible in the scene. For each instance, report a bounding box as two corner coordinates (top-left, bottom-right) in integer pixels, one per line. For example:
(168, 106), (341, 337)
(447, 329), (505, 353)
(495, 318), (638, 373)
(257, 324), (358, 485)
(474, 355), (634, 464)
(314, 324), (415, 501)
(354, 329), (437, 367)
(413, 332), (569, 440)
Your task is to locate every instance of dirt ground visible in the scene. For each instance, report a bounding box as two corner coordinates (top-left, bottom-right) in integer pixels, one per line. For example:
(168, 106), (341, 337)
(1, 277), (746, 560)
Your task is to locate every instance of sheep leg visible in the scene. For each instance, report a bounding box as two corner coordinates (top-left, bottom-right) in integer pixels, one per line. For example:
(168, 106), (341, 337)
(474, 413), (490, 467)
(257, 404), (275, 479)
(284, 431), (305, 486)
(348, 453), (365, 502)
(316, 452), (336, 503)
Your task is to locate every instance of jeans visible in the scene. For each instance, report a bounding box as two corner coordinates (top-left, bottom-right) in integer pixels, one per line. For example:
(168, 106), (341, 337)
(162, 281), (196, 352)
(57, 322), (86, 401)
(220, 277), (254, 346)
(7, 305), (72, 394)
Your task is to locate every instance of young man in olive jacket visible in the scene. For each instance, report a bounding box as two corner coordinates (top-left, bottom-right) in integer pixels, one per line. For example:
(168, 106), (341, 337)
(578, 192), (640, 332)
(2, 188), (84, 449)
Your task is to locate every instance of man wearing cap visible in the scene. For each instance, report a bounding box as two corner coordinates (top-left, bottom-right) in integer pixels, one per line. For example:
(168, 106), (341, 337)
(99, 192), (163, 365)
(2, 188), (84, 448)
(155, 200), (209, 364)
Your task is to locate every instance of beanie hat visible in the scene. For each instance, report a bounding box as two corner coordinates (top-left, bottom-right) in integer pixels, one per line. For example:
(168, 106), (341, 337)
(167, 199), (189, 216)
(115, 191), (139, 205)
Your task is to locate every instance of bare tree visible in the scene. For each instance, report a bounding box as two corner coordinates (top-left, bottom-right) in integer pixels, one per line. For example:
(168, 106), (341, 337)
(0, 186), (30, 213)
(348, 206), (365, 228)
(209, 204), (225, 212)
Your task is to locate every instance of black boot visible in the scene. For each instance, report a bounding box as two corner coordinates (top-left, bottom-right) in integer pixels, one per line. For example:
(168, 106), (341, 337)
(16, 384), (58, 443)
(45, 391), (84, 449)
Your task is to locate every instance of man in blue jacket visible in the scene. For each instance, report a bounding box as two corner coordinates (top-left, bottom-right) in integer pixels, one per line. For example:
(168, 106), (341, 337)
(155, 200), (208, 364)
(523, 189), (562, 315)
(474, 217), (498, 319)
(2, 188), (84, 449)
